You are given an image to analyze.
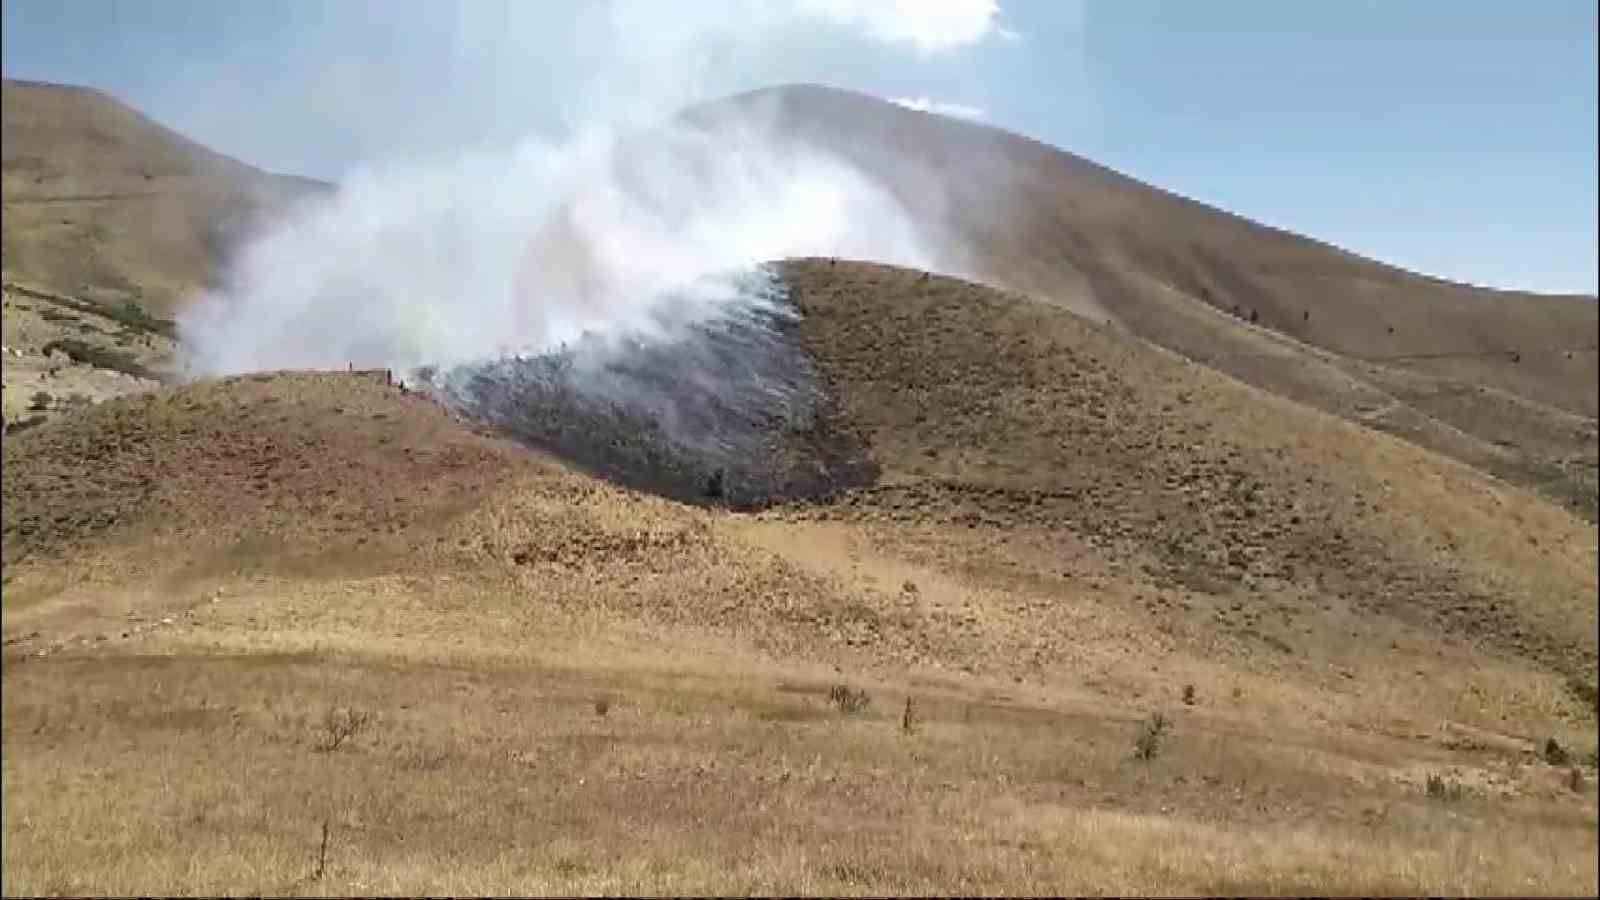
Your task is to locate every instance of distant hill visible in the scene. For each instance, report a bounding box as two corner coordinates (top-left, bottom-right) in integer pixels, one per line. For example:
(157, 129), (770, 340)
(694, 85), (1597, 413)
(2, 78), (1593, 516)
(1, 78), (329, 316)
(687, 85), (1598, 518)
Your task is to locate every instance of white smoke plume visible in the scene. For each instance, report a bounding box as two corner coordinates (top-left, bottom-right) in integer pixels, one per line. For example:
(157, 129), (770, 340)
(178, 1), (1011, 376)
(889, 96), (988, 120)
(182, 115), (933, 374)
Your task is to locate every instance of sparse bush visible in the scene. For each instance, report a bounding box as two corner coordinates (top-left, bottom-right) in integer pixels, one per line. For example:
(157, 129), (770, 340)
(1425, 771), (1465, 801)
(1134, 711), (1171, 761)
(405, 744), (451, 772)
(1182, 684), (1197, 706)
(316, 706), (372, 752)
(1544, 737), (1569, 766)
(593, 698), (610, 717)
(28, 391), (53, 411)
(3, 414), (47, 436)
(40, 339), (157, 380)
(311, 819), (330, 881)
(1566, 676), (1598, 713)
(828, 684), (871, 715)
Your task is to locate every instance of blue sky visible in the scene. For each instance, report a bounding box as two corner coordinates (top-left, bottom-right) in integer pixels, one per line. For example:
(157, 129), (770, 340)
(4, 0), (1596, 295)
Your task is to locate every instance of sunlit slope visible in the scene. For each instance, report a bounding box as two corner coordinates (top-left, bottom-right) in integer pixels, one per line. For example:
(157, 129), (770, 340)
(692, 86), (1598, 517)
(781, 259), (1596, 681)
(2, 260), (1594, 895)
(1, 78), (328, 315)
(5, 261), (1593, 688)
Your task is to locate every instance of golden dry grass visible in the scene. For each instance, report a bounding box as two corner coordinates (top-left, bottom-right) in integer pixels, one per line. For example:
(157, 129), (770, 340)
(2, 79), (1597, 896)
(4, 262), (1596, 895)
(697, 85), (1599, 519)
(4, 638), (1594, 896)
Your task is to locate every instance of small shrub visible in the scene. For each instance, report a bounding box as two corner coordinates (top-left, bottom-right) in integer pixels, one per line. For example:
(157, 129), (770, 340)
(828, 684), (871, 715)
(593, 698), (610, 717)
(1182, 684), (1197, 706)
(406, 744), (451, 772)
(311, 819), (330, 881)
(1566, 676), (1598, 713)
(1544, 737), (1569, 766)
(1134, 711), (1171, 761)
(1424, 771), (1465, 801)
(28, 391), (53, 411)
(3, 415), (47, 436)
(901, 696), (918, 733)
(316, 706), (371, 752)
(39, 338), (157, 380)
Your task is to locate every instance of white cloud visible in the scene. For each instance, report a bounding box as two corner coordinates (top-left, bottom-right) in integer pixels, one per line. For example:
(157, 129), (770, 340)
(889, 96), (987, 120)
(796, 0), (1003, 54)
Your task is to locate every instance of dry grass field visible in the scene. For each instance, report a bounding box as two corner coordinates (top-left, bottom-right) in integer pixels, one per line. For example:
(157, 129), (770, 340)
(4, 262), (1596, 895)
(1, 79), (1596, 896)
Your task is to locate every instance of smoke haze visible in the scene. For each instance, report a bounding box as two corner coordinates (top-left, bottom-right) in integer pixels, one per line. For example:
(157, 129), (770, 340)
(178, 1), (1010, 376)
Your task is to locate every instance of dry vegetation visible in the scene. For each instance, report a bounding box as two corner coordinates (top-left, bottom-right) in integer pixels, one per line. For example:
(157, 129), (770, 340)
(4, 263), (1596, 895)
(2, 79), (1596, 896)
(2, 282), (175, 434)
(698, 85), (1600, 520)
(2, 78), (325, 316)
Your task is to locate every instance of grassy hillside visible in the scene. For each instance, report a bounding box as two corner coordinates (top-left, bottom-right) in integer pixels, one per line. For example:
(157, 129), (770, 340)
(3, 262), (1594, 895)
(2, 281), (176, 435)
(1, 78), (327, 316)
(4, 78), (1592, 518)
(690, 85), (1599, 519)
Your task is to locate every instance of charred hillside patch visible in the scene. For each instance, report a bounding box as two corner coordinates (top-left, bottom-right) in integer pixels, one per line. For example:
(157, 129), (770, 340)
(425, 268), (878, 511)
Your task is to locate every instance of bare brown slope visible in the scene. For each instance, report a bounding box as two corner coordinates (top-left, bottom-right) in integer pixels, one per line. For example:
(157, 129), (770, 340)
(1, 78), (328, 315)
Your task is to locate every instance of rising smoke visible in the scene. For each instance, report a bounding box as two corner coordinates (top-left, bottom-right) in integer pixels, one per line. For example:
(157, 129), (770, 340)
(177, 1), (1008, 374)
(175, 1), (1007, 504)
(179, 108), (937, 374)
